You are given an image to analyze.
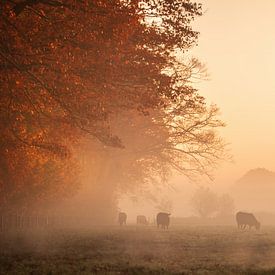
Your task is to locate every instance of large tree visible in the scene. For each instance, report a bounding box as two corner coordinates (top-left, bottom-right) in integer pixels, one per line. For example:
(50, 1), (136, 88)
(0, 1), (226, 214)
(0, 0), (202, 147)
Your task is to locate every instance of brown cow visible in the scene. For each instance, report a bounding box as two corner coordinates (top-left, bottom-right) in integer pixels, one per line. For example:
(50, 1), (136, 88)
(156, 212), (170, 229)
(136, 215), (148, 225)
(236, 211), (260, 230)
(118, 212), (127, 226)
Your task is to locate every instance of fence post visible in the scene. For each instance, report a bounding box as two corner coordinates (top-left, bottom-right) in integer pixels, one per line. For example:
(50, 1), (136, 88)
(0, 215), (3, 232)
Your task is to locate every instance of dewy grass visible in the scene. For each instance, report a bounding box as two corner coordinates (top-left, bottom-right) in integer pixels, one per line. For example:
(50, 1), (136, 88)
(1, 225), (275, 274)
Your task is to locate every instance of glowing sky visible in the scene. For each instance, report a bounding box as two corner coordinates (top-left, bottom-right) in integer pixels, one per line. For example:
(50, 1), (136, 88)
(119, 0), (275, 216)
(191, 0), (275, 186)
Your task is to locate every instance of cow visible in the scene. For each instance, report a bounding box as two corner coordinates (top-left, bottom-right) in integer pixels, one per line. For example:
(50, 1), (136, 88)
(118, 212), (127, 226)
(236, 211), (260, 230)
(136, 215), (148, 225)
(156, 212), (171, 229)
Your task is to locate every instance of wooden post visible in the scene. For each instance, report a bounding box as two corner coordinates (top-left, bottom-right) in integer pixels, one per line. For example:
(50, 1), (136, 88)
(46, 215), (49, 227)
(21, 215), (24, 229)
(16, 213), (18, 230)
(0, 215), (3, 232)
(27, 215), (30, 228)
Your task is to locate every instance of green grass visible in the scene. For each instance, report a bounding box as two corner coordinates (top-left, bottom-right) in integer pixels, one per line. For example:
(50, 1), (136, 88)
(1, 225), (275, 274)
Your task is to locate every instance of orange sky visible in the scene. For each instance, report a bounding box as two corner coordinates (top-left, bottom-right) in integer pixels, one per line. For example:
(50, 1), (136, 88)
(191, 0), (275, 186)
(119, 0), (275, 217)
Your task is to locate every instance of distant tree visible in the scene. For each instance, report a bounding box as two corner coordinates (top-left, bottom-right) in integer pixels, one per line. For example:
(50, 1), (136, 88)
(156, 197), (173, 213)
(217, 194), (235, 217)
(190, 187), (218, 218)
(232, 168), (275, 212)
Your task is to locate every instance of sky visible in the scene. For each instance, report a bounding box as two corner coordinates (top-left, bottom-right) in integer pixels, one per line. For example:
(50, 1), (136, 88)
(119, 0), (275, 217)
(191, 0), (275, 185)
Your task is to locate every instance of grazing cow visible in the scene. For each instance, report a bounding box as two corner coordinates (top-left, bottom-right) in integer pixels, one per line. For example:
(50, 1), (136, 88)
(236, 211), (260, 230)
(156, 212), (170, 229)
(136, 215), (148, 225)
(118, 212), (127, 226)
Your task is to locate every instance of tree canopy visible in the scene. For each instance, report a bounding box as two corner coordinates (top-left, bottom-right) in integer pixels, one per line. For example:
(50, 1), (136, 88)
(0, 0), (227, 214)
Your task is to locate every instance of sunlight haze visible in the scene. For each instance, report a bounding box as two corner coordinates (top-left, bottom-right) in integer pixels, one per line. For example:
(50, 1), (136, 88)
(191, 0), (275, 184)
(120, 0), (275, 216)
(3, 1), (275, 273)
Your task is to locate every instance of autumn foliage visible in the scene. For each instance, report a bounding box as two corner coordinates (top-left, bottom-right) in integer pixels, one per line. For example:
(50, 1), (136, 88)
(0, 1), (226, 214)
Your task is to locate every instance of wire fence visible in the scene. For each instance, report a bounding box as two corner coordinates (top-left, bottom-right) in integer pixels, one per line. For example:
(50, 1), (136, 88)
(0, 213), (58, 232)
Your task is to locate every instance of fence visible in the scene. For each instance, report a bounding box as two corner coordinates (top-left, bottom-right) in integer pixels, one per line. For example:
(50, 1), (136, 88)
(0, 213), (57, 232)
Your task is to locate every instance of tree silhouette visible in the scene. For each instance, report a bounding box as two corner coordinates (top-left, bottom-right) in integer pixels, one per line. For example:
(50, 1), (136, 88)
(191, 188), (218, 218)
(0, 1), (227, 214)
(217, 194), (235, 217)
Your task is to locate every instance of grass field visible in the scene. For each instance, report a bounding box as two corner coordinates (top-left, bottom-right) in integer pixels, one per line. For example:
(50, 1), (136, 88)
(1, 225), (275, 274)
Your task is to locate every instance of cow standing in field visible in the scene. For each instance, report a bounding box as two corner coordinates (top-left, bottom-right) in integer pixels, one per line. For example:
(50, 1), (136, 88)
(236, 211), (260, 230)
(156, 212), (170, 229)
(118, 212), (127, 226)
(136, 215), (148, 225)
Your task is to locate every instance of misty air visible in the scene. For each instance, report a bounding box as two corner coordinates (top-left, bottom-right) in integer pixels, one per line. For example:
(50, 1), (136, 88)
(1, 0), (275, 274)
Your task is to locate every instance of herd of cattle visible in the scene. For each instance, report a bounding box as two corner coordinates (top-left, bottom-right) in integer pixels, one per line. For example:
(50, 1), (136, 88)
(118, 212), (171, 229)
(118, 211), (261, 230)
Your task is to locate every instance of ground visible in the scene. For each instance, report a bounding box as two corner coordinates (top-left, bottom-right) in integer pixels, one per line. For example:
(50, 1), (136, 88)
(1, 225), (275, 274)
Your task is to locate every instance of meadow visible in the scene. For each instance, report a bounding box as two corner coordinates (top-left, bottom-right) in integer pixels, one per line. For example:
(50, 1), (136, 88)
(1, 225), (275, 274)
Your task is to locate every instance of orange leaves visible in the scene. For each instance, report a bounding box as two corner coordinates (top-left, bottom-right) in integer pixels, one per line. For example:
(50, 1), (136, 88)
(49, 42), (57, 49)
(0, 143), (78, 211)
(9, 10), (16, 18)
(0, 0), (224, 213)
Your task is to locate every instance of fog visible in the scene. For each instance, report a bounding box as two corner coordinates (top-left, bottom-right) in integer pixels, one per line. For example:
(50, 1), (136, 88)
(2, 0), (275, 273)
